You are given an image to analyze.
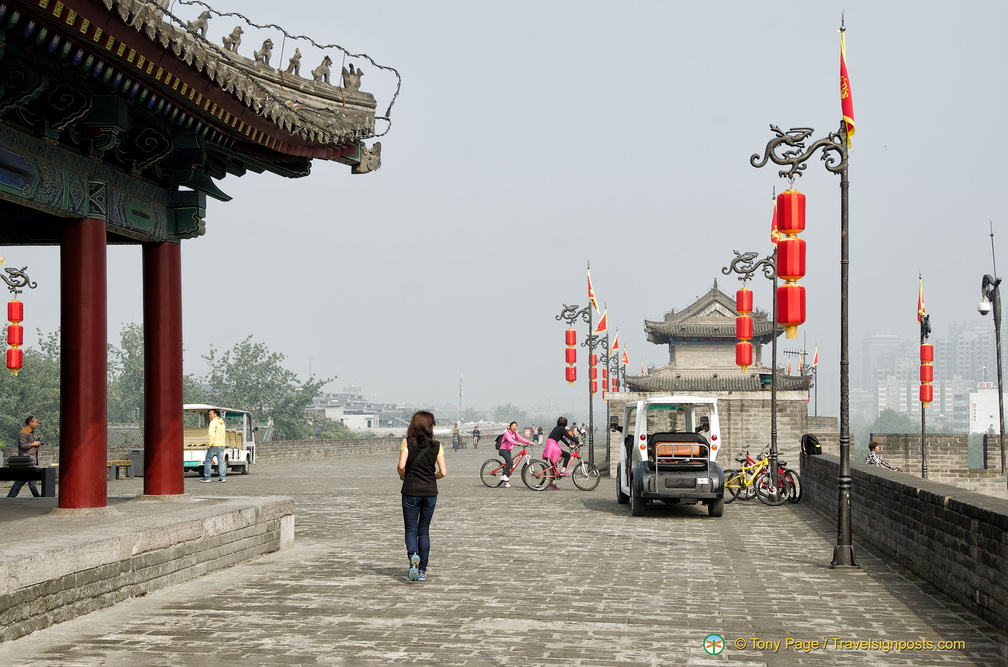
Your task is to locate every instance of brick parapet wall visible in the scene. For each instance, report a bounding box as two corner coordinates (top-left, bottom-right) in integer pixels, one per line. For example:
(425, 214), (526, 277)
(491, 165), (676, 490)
(869, 433), (1007, 499)
(800, 452), (1008, 633)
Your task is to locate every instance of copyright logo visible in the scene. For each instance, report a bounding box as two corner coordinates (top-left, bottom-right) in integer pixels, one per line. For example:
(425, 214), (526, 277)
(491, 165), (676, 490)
(734, 638), (747, 649)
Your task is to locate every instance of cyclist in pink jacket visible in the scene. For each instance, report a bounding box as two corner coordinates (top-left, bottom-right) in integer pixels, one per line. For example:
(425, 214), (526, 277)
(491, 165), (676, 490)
(498, 422), (531, 488)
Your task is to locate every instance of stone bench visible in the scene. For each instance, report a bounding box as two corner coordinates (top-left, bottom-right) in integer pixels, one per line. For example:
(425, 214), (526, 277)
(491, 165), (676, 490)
(0, 466), (57, 497)
(107, 460), (132, 480)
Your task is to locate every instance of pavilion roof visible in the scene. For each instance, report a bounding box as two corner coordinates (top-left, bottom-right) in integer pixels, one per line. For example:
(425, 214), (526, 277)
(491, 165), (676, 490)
(644, 281), (776, 344)
(624, 372), (810, 393)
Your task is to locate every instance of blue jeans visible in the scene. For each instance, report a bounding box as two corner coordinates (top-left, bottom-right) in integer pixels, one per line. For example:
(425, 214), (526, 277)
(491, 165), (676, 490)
(7, 479), (40, 497)
(203, 446), (226, 480)
(402, 495), (437, 570)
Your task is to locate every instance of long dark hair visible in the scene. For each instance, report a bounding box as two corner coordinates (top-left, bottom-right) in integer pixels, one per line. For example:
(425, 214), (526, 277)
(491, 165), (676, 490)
(407, 411), (437, 448)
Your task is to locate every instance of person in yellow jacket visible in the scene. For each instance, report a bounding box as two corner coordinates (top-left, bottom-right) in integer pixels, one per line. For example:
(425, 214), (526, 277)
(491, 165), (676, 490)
(200, 408), (227, 483)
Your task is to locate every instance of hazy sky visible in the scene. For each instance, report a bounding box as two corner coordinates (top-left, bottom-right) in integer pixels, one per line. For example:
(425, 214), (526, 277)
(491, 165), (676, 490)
(7, 1), (1008, 418)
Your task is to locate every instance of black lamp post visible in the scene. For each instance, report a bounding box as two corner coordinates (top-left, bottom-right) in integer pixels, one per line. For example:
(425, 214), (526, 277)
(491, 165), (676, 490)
(751, 122), (857, 568)
(920, 313), (931, 479)
(722, 250), (787, 504)
(979, 273), (1005, 483)
(555, 303), (600, 463)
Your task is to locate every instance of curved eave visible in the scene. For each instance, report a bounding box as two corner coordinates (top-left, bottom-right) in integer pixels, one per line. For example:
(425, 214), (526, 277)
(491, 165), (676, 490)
(20, 0), (377, 162)
(625, 373), (811, 393)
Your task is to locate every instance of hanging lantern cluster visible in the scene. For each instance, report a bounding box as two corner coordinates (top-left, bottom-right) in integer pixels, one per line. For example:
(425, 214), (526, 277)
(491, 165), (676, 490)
(601, 366), (608, 399)
(920, 343), (934, 406)
(590, 353), (599, 394)
(6, 298), (23, 376)
(735, 287), (754, 372)
(775, 189), (807, 339)
(564, 329), (577, 384)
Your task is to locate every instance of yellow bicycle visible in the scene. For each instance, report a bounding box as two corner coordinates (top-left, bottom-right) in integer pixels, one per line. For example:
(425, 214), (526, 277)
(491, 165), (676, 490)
(723, 449), (795, 507)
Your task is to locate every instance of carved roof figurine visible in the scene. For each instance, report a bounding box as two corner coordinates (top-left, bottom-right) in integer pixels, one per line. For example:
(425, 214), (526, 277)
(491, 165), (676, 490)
(254, 39), (273, 67)
(312, 56), (333, 84)
(186, 10), (211, 38)
(222, 26), (243, 53)
(342, 64), (363, 92)
(284, 49), (302, 77)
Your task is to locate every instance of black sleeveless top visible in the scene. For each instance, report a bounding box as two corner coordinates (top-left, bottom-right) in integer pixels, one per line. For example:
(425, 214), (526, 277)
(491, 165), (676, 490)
(401, 438), (440, 497)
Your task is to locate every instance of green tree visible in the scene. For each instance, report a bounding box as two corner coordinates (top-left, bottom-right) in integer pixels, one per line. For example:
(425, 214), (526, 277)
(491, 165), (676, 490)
(493, 403), (528, 425)
(201, 335), (330, 440)
(107, 322), (145, 425)
(462, 406), (486, 423)
(0, 329), (61, 447)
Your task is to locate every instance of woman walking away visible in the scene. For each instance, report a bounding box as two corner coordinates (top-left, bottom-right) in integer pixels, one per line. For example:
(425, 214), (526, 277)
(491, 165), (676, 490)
(498, 421), (531, 488)
(397, 411), (447, 582)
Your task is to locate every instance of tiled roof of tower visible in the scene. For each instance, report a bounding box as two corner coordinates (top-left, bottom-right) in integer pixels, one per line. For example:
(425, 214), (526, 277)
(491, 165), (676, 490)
(625, 372), (810, 393)
(645, 282), (776, 344)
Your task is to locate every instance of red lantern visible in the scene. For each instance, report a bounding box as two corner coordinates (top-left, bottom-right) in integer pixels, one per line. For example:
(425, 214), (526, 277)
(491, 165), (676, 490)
(565, 329), (576, 346)
(920, 365), (934, 382)
(736, 315), (753, 341)
(776, 283), (806, 338)
(920, 344), (934, 363)
(7, 324), (23, 347)
(591, 380), (598, 394)
(920, 383), (933, 404)
(612, 379), (619, 390)
(8, 299), (23, 323)
(566, 366), (577, 383)
(591, 366), (598, 379)
(591, 353), (598, 366)
(736, 288), (753, 314)
(565, 348), (576, 364)
(736, 341), (753, 372)
(776, 237), (806, 281)
(777, 189), (806, 234)
(6, 347), (22, 374)
(602, 367), (608, 379)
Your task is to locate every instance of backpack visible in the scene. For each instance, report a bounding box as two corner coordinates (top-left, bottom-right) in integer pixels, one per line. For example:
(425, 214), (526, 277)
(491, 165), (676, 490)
(494, 433), (505, 450)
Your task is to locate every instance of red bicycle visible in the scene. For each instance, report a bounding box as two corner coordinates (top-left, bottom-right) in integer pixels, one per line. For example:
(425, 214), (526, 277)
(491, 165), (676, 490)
(521, 444), (600, 491)
(479, 445), (534, 488)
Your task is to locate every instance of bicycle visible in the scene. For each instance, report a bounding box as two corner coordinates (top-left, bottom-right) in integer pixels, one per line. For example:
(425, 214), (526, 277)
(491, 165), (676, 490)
(723, 449), (797, 506)
(471, 432), (481, 449)
(480, 445), (535, 488)
(521, 444), (600, 491)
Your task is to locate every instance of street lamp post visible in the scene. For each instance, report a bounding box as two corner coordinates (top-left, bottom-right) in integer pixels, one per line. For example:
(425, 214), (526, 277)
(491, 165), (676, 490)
(722, 250), (785, 502)
(751, 123), (857, 567)
(555, 303), (599, 463)
(979, 273), (1006, 483)
(920, 314), (931, 479)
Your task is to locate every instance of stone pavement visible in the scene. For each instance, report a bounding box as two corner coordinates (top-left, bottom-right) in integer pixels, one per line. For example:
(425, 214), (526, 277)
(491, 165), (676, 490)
(0, 448), (1006, 666)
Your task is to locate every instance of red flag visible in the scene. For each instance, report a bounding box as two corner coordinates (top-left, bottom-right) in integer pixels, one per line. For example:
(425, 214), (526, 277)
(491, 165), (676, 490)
(770, 196), (781, 246)
(622, 349), (629, 365)
(593, 309), (608, 335)
(812, 347), (819, 367)
(609, 331), (619, 356)
(840, 29), (855, 148)
(587, 269), (600, 314)
(640, 361), (646, 375)
(787, 359), (793, 375)
(917, 277), (926, 323)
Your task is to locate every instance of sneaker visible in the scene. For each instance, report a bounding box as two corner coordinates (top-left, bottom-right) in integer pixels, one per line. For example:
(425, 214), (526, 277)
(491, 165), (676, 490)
(408, 554), (420, 581)
(219, 478), (226, 483)
(198, 479), (212, 483)
(548, 483), (559, 490)
(501, 475), (509, 482)
(417, 571), (427, 581)
(502, 481), (511, 488)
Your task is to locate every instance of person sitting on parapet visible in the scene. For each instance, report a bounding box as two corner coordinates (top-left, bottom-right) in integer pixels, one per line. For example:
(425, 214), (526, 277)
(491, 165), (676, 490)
(865, 441), (901, 472)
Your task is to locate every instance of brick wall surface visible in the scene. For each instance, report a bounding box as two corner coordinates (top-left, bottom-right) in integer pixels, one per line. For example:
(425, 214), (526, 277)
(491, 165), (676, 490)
(800, 452), (1008, 633)
(868, 433), (1007, 499)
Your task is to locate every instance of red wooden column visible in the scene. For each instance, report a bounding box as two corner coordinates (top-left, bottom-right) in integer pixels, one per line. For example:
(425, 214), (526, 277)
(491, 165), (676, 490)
(59, 218), (108, 508)
(142, 242), (184, 495)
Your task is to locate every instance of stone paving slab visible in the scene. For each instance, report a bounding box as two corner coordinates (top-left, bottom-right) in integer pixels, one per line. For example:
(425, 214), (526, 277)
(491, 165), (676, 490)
(1, 449), (1006, 666)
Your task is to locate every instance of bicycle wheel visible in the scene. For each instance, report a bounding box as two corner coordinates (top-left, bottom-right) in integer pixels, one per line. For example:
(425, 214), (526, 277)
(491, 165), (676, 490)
(784, 469), (802, 504)
(755, 470), (789, 506)
(522, 459), (552, 491)
(723, 470), (741, 504)
(479, 459), (505, 488)
(570, 461), (600, 491)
